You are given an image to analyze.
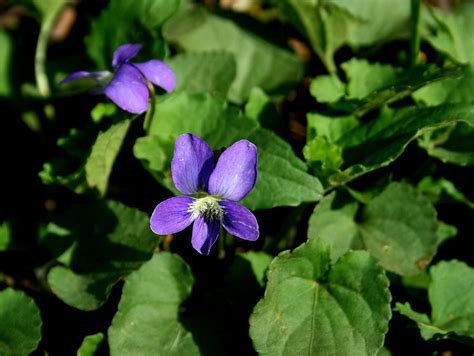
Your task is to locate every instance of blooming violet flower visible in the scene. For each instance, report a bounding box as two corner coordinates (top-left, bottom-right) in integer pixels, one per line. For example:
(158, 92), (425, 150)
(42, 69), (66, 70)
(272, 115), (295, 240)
(61, 44), (176, 114)
(150, 133), (259, 255)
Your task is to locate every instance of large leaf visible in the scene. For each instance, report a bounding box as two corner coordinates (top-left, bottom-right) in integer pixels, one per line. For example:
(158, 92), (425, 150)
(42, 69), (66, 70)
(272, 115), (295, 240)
(46, 200), (158, 310)
(308, 183), (443, 276)
(249, 239), (391, 355)
(85, 0), (181, 68)
(396, 260), (474, 345)
(0, 288), (42, 356)
(168, 51), (236, 96)
(108, 252), (199, 355)
(306, 104), (474, 186)
(163, 7), (304, 103)
(85, 120), (131, 196)
(135, 92), (323, 209)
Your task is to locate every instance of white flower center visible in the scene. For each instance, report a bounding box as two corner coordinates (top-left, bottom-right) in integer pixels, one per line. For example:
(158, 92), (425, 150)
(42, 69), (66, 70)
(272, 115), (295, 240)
(188, 196), (224, 222)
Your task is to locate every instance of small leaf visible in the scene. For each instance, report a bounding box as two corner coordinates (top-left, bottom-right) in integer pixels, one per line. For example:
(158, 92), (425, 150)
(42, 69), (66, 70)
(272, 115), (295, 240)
(77, 333), (105, 356)
(0, 222), (12, 251)
(108, 252), (200, 355)
(249, 239), (391, 355)
(307, 191), (362, 262)
(85, 120), (131, 196)
(396, 260), (474, 345)
(0, 288), (42, 356)
(310, 74), (345, 103)
(0, 30), (13, 97)
(342, 59), (401, 99)
(418, 176), (474, 209)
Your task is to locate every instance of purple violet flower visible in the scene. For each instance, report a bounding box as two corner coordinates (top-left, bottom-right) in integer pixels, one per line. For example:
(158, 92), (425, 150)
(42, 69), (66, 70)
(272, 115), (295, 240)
(61, 43), (176, 114)
(150, 133), (259, 255)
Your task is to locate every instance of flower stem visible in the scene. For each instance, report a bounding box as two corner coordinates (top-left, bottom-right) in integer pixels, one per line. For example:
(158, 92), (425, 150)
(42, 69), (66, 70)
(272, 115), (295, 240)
(35, 11), (59, 97)
(143, 81), (156, 133)
(409, 0), (421, 67)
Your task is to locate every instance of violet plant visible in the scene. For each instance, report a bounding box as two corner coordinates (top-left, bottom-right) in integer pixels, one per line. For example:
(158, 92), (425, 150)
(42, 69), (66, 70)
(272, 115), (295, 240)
(150, 133), (259, 255)
(2, 0), (474, 355)
(62, 43), (176, 114)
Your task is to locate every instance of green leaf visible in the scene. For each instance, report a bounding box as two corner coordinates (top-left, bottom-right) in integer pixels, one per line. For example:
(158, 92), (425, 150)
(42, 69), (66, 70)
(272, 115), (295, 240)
(309, 183), (443, 276)
(307, 191), (362, 262)
(309, 104), (474, 186)
(418, 176), (474, 209)
(249, 239), (391, 355)
(0, 288), (42, 356)
(77, 333), (104, 356)
(359, 182), (439, 276)
(163, 7), (304, 103)
(342, 59), (401, 99)
(396, 260), (474, 345)
(275, 0), (358, 72)
(85, 120), (131, 196)
(168, 51), (236, 96)
(310, 74), (345, 103)
(0, 30), (13, 97)
(418, 121), (474, 166)
(326, 0), (410, 48)
(0, 222), (12, 251)
(136, 92), (323, 209)
(413, 65), (474, 106)
(303, 136), (343, 181)
(47, 200), (158, 310)
(341, 65), (463, 117)
(108, 252), (199, 355)
(85, 0), (181, 68)
(424, 3), (474, 64)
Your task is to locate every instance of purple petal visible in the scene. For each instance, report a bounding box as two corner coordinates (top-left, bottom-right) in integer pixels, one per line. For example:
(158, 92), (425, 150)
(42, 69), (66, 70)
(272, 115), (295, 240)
(133, 60), (176, 92)
(103, 63), (149, 114)
(61, 71), (94, 84)
(150, 196), (194, 235)
(220, 201), (259, 241)
(61, 70), (113, 86)
(208, 140), (258, 201)
(112, 44), (141, 69)
(172, 133), (215, 195)
(191, 217), (220, 255)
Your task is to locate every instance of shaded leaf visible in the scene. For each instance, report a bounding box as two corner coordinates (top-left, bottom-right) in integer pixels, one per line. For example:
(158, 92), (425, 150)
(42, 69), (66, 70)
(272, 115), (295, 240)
(163, 7), (303, 103)
(47, 200), (158, 310)
(85, 0), (180, 68)
(85, 120), (131, 196)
